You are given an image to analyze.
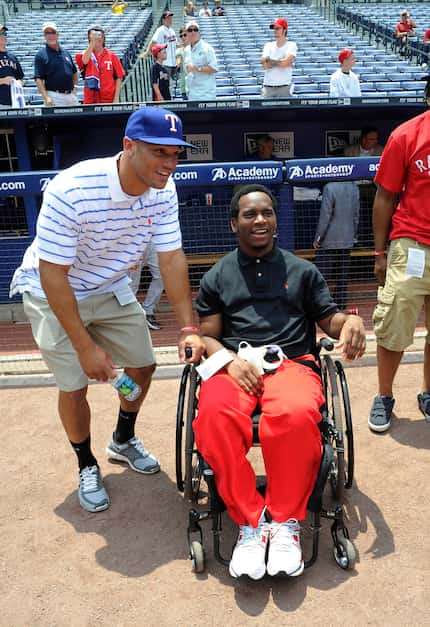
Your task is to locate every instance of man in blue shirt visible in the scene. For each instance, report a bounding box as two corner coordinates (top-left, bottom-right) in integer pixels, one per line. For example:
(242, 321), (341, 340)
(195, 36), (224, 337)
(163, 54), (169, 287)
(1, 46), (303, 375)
(0, 25), (24, 107)
(34, 21), (79, 107)
(184, 20), (218, 101)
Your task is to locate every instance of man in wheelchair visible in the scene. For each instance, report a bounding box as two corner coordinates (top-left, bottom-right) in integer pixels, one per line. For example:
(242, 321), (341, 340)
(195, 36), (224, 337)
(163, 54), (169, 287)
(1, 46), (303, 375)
(192, 184), (366, 580)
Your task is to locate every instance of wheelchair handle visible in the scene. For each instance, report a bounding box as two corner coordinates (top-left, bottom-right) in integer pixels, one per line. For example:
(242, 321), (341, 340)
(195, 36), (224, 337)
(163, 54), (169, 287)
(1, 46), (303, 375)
(318, 337), (334, 352)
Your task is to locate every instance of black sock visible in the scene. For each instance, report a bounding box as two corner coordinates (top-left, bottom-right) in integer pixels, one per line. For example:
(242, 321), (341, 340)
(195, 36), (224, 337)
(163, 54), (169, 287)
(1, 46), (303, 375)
(114, 408), (138, 444)
(70, 435), (97, 471)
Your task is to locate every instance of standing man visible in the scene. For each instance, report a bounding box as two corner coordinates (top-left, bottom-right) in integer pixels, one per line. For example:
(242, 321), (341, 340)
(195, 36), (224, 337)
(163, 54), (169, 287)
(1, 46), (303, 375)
(368, 101), (430, 433)
(329, 49), (361, 98)
(142, 11), (177, 81)
(344, 125), (384, 157)
(0, 25), (24, 108)
(313, 181), (360, 311)
(75, 26), (125, 105)
(184, 20), (218, 101)
(9, 107), (204, 512)
(395, 9), (416, 40)
(34, 22), (79, 107)
(261, 17), (297, 99)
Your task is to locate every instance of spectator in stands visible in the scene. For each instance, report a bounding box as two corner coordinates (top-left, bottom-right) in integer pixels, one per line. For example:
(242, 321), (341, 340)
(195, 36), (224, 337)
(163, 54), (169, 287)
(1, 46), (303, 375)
(212, 0), (225, 16)
(329, 49), (361, 98)
(76, 26), (125, 105)
(199, 2), (212, 18)
(184, 21), (218, 101)
(0, 25), (24, 108)
(128, 240), (165, 330)
(176, 28), (190, 99)
(193, 184), (365, 580)
(368, 102), (430, 433)
(184, 0), (196, 18)
(344, 126), (384, 157)
(9, 107), (204, 513)
(313, 181), (360, 311)
(34, 22), (79, 107)
(151, 44), (170, 101)
(111, 0), (128, 15)
(261, 17), (297, 99)
(395, 9), (416, 40)
(142, 12), (177, 81)
(423, 28), (430, 45)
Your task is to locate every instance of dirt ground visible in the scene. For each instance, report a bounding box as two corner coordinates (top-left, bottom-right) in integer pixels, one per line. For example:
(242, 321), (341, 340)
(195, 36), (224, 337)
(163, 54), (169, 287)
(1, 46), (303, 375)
(2, 362), (430, 627)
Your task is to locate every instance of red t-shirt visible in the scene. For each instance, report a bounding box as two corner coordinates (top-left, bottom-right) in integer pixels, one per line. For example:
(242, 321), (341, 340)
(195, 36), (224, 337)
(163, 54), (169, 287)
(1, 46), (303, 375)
(396, 21), (414, 34)
(375, 110), (430, 245)
(424, 28), (430, 42)
(76, 48), (125, 104)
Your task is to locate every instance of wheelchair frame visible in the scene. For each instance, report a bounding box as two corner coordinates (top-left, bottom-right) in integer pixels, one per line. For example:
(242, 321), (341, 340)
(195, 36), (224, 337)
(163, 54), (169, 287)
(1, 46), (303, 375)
(175, 340), (356, 574)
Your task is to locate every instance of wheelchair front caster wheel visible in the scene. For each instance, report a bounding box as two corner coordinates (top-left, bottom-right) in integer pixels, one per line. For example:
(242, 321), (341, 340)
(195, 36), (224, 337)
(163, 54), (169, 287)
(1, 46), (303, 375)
(333, 538), (356, 570)
(190, 540), (205, 573)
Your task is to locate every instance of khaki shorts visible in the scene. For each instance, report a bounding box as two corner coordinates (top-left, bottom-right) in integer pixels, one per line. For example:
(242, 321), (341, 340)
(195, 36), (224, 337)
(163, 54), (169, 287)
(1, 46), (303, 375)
(23, 292), (155, 392)
(373, 237), (430, 352)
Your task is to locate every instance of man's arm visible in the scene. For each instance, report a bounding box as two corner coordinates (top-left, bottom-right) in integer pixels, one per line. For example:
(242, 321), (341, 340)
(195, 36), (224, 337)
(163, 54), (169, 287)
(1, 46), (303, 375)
(113, 77), (122, 102)
(39, 259), (116, 380)
(35, 77), (53, 106)
(200, 313), (263, 395)
(372, 184), (397, 286)
(157, 248), (205, 362)
(318, 312), (366, 361)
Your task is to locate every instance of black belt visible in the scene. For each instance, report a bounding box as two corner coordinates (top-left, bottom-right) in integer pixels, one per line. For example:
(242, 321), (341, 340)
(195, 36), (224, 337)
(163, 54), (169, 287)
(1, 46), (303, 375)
(50, 89), (73, 94)
(263, 84), (290, 88)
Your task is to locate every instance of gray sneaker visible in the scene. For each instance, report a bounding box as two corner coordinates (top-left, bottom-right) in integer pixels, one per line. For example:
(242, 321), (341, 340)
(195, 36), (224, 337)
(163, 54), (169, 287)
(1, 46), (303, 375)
(78, 465), (110, 512)
(106, 434), (160, 474)
(368, 396), (395, 432)
(417, 392), (430, 422)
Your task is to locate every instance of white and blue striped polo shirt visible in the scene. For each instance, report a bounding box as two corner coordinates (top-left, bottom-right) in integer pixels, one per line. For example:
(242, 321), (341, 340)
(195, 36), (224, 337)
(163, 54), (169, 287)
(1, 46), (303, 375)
(9, 153), (182, 301)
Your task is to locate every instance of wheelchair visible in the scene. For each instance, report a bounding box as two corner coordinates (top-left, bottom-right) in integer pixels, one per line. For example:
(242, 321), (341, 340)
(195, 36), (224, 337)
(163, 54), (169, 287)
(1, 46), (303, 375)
(175, 338), (355, 574)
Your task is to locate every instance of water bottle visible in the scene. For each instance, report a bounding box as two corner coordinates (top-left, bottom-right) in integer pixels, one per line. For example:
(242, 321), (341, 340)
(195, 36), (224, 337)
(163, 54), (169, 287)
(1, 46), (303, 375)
(110, 371), (142, 401)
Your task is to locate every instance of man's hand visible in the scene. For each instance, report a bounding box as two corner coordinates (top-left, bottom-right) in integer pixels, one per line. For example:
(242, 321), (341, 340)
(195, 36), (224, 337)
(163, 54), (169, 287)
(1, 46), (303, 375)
(374, 255), (387, 286)
(312, 240), (320, 249)
(1, 76), (14, 85)
(336, 315), (366, 361)
(179, 332), (205, 363)
(226, 356), (264, 396)
(44, 95), (54, 106)
(77, 343), (116, 381)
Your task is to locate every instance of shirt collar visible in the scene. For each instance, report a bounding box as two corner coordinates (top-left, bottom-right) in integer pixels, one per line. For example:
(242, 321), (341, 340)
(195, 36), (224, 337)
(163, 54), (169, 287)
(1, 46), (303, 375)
(106, 152), (156, 204)
(237, 244), (281, 266)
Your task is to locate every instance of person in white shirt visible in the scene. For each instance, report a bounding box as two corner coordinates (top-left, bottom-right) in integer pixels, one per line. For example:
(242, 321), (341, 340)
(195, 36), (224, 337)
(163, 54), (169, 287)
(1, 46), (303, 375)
(261, 17), (297, 99)
(199, 1), (211, 17)
(10, 107), (204, 514)
(142, 11), (177, 79)
(329, 48), (361, 98)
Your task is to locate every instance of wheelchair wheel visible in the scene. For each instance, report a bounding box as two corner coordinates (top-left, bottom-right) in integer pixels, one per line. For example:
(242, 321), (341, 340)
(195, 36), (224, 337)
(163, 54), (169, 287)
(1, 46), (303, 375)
(190, 540), (205, 573)
(321, 355), (345, 503)
(333, 537), (356, 570)
(175, 364), (191, 493)
(183, 367), (203, 503)
(335, 360), (354, 489)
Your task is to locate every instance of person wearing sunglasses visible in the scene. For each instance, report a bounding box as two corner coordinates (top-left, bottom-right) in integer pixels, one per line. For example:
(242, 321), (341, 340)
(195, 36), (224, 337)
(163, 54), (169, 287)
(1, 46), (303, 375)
(34, 22), (79, 107)
(184, 20), (218, 101)
(0, 25), (25, 108)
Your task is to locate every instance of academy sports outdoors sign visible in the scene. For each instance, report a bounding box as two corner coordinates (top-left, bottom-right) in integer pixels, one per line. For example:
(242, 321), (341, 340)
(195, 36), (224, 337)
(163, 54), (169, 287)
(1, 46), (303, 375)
(173, 161), (283, 185)
(286, 157), (380, 182)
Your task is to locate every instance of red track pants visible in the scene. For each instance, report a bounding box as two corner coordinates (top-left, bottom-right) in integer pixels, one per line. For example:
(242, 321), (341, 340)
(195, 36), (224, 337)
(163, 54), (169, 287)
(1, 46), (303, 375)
(193, 358), (324, 528)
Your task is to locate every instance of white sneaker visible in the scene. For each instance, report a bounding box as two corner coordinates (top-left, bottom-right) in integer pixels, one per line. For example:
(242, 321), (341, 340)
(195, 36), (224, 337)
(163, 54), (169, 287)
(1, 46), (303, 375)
(267, 519), (304, 577)
(229, 521), (269, 580)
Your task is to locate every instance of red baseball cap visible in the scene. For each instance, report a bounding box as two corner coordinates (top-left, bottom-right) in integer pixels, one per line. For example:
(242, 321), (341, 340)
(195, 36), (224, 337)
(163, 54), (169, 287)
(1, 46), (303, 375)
(338, 48), (354, 63)
(270, 17), (288, 30)
(152, 44), (167, 59)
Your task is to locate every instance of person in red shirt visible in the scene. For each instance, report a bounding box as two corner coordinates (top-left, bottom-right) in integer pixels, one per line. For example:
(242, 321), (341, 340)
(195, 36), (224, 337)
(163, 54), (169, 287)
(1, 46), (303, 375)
(395, 10), (416, 39)
(76, 26), (125, 104)
(424, 28), (430, 45)
(368, 97), (430, 433)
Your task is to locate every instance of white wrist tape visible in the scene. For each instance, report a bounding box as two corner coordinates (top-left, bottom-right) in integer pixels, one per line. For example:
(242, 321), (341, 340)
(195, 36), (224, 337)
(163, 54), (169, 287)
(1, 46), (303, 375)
(196, 348), (234, 381)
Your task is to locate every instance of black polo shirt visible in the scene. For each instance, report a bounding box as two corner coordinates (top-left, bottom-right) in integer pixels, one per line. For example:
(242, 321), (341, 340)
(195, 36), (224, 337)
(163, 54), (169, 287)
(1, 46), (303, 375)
(0, 51), (24, 105)
(34, 44), (77, 91)
(196, 246), (338, 358)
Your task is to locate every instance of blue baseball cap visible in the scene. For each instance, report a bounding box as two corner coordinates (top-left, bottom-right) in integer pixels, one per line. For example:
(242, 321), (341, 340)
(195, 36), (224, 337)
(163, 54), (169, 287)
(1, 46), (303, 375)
(125, 107), (194, 147)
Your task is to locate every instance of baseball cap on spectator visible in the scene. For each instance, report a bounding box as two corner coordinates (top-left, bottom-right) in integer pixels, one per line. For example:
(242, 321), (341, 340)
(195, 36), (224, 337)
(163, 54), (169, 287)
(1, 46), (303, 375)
(162, 11), (174, 18)
(0, 24), (8, 33)
(401, 9), (409, 16)
(125, 107), (194, 147)
(186, 20), (200, 30)
(152, 43), (167, 59)
(88, 25), (105, 35)
(42, 21), (58, 33)
(270, 18), (288, 30)
(338, 48), (353, 63)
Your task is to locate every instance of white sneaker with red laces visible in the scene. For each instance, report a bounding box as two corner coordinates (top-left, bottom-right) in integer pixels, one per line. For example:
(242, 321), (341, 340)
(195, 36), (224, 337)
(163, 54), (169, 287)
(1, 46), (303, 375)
(267, 518), (304, 577)
(229, 521), (269, 580)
